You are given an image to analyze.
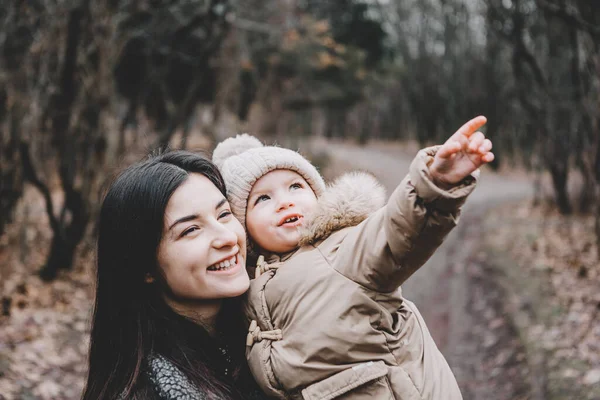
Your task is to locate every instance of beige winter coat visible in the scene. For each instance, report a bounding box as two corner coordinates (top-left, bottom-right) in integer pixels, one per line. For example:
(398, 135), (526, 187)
(244, 146), (478, 399)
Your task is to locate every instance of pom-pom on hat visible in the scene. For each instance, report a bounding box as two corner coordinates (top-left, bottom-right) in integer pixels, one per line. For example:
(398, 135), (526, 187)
(212, 134), (326, 229)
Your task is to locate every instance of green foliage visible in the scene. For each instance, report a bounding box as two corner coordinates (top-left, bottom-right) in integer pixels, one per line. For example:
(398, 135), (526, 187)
(272, 17), (369, 109)
(300, 0), (387, 67)
(233, 0), (388, 121)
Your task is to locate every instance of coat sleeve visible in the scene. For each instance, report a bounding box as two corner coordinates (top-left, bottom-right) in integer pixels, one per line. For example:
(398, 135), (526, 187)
(332, 145), (478, 292)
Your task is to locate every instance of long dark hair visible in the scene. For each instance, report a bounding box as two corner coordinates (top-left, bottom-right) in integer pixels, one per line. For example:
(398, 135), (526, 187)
(83, 151), (248, 400)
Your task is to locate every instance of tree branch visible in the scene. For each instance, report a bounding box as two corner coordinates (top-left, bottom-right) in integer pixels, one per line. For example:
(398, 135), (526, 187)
(535, 0), (600, 37)
(232, 17), (280, 35)
(19, 141), (59, 233)
(511, 0), (548, 91)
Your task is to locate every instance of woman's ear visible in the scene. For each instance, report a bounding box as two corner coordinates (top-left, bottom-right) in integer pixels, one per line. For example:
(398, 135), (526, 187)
(144, 273), (155, 284)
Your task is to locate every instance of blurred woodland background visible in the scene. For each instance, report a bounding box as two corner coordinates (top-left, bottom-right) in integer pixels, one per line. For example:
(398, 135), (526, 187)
(0, 0), (599, 399)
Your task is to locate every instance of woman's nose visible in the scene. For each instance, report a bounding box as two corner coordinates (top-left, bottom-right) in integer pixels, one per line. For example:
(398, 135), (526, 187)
(211, 223), (238, 249)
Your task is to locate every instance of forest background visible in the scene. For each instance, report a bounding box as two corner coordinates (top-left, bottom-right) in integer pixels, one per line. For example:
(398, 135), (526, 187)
(1, 0), (599, 399)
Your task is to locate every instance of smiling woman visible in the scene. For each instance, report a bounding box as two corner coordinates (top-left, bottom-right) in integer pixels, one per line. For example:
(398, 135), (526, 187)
(157, 173), (249, 315)
(82, 151), (264, 400)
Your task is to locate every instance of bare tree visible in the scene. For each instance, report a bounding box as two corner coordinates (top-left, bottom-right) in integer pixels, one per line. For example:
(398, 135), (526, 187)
(13, 0), (115, 280)
(113, 0), (232, 150)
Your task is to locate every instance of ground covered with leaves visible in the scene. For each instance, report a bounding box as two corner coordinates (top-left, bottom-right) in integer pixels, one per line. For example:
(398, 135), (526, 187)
(0, 187), (95, 400)
(481, 201), (600, 400)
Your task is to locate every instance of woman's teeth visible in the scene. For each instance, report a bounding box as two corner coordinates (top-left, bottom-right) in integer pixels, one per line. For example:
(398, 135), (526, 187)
(284, 216), (299, 223)
(207, 254), (237, 271)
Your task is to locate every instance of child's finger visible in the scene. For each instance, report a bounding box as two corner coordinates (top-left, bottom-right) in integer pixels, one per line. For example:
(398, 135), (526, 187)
(453, 116), (487, 140)
(478, 139), (493, 154)
(437, 140), (461, 159)
(481, 152), (494, 163)
(468, 132), (485, 152)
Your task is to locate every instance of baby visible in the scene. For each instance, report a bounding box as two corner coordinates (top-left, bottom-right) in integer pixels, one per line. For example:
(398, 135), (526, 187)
(213, 116), (493, 400)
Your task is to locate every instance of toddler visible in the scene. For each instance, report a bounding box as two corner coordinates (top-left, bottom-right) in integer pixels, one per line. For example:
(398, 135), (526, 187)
(213, 116), (493, 399)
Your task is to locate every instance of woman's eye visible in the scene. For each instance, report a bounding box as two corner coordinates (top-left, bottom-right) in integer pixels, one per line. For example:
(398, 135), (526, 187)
(290, 182), (303, 190)
(218, 210), (232, 219)
(255, 194), (270, 205)
(181, 226), (199, 237)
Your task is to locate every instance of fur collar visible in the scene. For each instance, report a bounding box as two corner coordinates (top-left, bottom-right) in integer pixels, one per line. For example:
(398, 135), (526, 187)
(299, 172), (387, 246)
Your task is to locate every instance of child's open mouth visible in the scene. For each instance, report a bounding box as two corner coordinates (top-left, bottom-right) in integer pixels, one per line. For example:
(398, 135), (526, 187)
(278, 214), (303, 227)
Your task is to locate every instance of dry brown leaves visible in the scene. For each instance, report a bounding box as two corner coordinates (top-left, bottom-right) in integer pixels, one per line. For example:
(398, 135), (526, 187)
(0, 187), (95, 400)
(485, 201), (600, 391)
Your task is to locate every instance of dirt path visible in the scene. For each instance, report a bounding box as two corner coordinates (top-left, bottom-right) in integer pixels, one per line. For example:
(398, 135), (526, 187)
(323, 140), (535, 400)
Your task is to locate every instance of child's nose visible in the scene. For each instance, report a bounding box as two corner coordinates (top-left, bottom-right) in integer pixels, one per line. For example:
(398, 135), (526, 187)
(276, 197), (294, 211)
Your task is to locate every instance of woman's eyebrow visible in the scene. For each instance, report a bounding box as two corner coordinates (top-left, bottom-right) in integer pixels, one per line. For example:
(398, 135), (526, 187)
(168, 199), (227, 231)
(215, 197), (227, 210)
(168, 214), (198, 231)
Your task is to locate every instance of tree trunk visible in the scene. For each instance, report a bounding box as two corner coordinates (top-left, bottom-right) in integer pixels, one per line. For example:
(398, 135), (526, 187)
(358, 103), (371, 145)
(38, 3), (88, 280)
(578, 165), (596, 213)
(532, 168), (543, 207)
(595, 183), (600, 261)
(549, 162), (572, 214)
(118, 101), (137, 155)
(0, 107), (24, 235)
(39, 233), (78, 281)
(324, 107), (347, 139)
(594, 119), (600, 259)
(20, 141), (84, 280)
(156, 76), (203, 150)
(39, 186), (88, 280)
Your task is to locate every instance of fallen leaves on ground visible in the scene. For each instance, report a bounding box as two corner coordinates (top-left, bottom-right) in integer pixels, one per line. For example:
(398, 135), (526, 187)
(485, 201), (600, 398)
(0, 187), (95, 400)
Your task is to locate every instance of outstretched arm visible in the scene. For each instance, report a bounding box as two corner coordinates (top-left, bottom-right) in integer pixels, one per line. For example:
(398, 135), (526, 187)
(333, 117), (493, 292)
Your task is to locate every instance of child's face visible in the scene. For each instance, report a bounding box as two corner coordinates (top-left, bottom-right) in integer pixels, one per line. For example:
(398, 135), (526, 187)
(246, 169), (317, 254)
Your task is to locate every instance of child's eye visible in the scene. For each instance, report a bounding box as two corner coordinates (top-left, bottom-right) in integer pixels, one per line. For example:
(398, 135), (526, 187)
(181, 226), (200, 237)
(290, 182), (303, 190)
(255, 194), (270, 205)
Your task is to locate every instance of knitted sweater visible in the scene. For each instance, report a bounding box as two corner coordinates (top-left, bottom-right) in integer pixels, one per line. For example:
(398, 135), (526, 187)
(146, 355), (206, 399)
(128, 354), (266, 400)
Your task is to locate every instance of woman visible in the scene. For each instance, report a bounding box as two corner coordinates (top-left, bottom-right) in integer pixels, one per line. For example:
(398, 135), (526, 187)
(82, 151), (263, 399)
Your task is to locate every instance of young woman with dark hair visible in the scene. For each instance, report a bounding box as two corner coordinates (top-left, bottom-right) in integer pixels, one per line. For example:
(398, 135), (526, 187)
(82, 151), (264, 400)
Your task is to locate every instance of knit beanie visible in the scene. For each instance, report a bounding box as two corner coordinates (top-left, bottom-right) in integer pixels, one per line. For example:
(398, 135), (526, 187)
(212, 134), (326, 229)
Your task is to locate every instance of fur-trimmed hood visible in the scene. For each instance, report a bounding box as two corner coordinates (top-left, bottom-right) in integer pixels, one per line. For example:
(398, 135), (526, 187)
(299, 171), (387, 246)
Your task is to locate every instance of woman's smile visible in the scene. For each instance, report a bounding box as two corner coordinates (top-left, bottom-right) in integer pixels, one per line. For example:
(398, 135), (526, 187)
(206, 251), (243, 274)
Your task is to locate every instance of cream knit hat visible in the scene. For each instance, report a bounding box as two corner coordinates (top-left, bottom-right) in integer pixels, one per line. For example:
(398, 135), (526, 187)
(212, 134), (326, 228)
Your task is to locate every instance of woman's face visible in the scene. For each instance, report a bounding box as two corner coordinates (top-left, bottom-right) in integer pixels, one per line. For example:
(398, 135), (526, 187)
(157, 173), (249, 304)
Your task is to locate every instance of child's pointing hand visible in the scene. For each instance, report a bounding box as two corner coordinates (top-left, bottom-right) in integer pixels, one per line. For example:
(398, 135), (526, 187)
(429, 116), (494, 189)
